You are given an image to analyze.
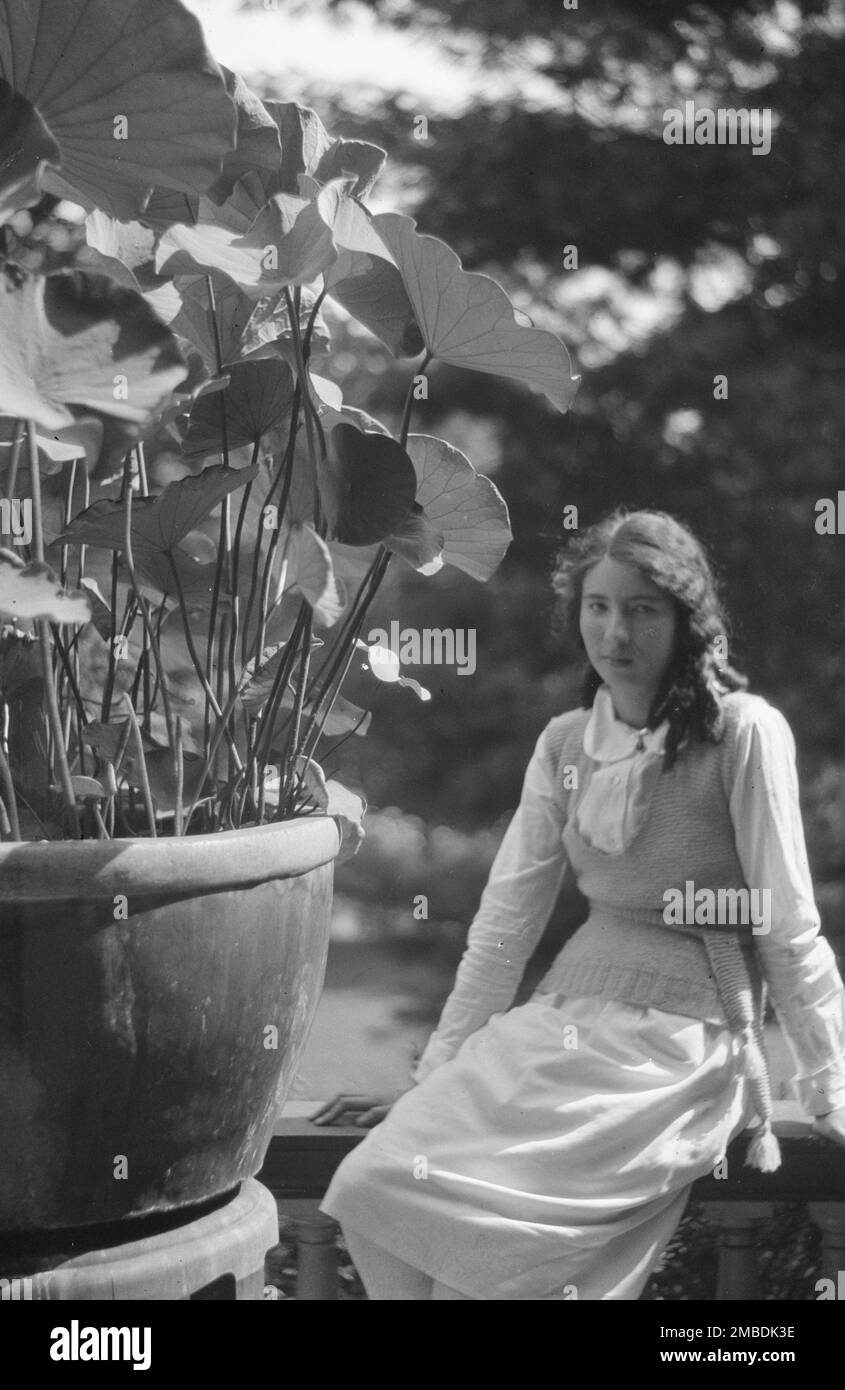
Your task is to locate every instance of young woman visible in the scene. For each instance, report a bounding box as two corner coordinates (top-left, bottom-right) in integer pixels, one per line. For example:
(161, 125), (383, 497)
(313, 509), (845, 1301)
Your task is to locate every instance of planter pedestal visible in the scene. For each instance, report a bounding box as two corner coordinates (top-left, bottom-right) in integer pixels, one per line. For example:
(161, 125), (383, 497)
(0, 1179), (278, 1300)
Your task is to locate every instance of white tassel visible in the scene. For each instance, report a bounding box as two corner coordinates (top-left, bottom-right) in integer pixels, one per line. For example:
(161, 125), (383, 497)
(702, 937), (781, 1172)
(745, 1122), (781, 1173)
(739, 1033), (765, 1081)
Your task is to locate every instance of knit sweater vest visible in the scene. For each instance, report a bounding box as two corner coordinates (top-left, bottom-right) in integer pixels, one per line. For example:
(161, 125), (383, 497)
(536, 695), (764, 1026)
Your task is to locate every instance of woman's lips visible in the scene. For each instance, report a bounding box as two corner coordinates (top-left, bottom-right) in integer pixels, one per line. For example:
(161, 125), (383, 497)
(603, 656), (633, 665)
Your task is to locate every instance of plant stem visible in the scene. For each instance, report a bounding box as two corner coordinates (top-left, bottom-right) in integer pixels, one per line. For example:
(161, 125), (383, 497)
(217, 608), (229, 785)
(141, 621), (152, 736)
(300, 542), (394, 765)
(26, 420), (44, 554)
(27, 421), (81, 838)
(398, 351), (432, 447)
(180, 674), (246, 832)
(0, 739), (20, 840)
(303, 288), (327, 353)
(168, 553), (243, 772)
(302, 599), (373, 766)
(173, 715), (183, 837)
(122, 692), (156, 838)
(123, 453), (176, 753)
(279, 609), (313, 818)
(60, 459), (76, 588)
(184, 650), (260, 832)
(101, 544), (122, 723)
(228, 441), (260, 707)
(135, 444), (152, 745)
(101, 454), (134, 724)
(106, 716), (134, 829)
(285, 286), (325, 522)
(56, 459), (78, 733)
(146, 600), (167, 712)
(35, 628), (75, 834)
(4, 421), (23, 504)
(240, 371), (303, 670)
(203, 273), (231, 753)
(301, 545), (384, 738)
(206, 276), (229, 452)
(135, 440), (149, 496)
(112, 716), (134, 778)
(251, 601), (308, 774)
(76, 466), (90, 588)
(250, 407), (300, 664)
(11, 788), (54, 839)
(256, 760), (267, 826)
(50, 626), (87, 732)
(298, 347), (425, 732)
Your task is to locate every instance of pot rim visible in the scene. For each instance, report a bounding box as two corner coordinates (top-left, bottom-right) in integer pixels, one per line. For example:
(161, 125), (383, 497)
(0, 814), (341, 902)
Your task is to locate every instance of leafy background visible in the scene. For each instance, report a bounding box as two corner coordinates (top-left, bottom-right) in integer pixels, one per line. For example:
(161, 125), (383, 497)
(239, 0), (845, 1300)
(220, 0), (845, 953)
(11, 0), (842, 1298)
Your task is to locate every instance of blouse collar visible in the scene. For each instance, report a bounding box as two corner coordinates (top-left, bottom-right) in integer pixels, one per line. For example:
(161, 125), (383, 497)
(583, 685), (669, 764)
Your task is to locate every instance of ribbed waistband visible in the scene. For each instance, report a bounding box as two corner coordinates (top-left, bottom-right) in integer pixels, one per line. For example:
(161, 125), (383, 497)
(586, 900), (753, 939)
(536, 910), (733, 1025)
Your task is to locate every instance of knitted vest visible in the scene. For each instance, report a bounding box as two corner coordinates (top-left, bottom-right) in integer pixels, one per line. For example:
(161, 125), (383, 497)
(535, 693), (780, 1171)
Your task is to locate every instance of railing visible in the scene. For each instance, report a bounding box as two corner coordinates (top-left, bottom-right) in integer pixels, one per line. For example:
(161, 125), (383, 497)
(258, 1101), (845, 1300)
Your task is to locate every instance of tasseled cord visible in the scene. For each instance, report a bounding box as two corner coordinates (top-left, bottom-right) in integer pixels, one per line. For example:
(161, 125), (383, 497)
(703, 934), (782, 1173)
(739, 1028), (782, 1172)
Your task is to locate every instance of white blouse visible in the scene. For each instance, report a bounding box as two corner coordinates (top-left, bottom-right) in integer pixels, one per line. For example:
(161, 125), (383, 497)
(576, 686), (668, 852)
(412, 688), (845, 1117)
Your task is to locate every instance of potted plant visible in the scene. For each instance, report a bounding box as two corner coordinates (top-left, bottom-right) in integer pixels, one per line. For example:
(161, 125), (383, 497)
(0, 0), (578, 1232)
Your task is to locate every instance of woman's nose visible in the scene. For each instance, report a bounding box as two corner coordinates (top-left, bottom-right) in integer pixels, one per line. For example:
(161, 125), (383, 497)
(605, 610), (630, 644)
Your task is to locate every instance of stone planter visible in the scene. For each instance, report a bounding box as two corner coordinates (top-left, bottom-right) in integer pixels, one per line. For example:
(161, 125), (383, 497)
(0, 815), (340, 1231)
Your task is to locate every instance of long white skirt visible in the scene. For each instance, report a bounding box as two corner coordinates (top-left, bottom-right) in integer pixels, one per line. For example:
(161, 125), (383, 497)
(319, 992), (755, 1300)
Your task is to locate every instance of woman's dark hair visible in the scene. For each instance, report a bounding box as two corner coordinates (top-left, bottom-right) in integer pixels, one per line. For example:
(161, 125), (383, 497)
(550, 509), (747, 769)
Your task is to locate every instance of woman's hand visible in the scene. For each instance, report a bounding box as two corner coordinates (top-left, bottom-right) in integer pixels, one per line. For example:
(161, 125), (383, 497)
(308, 1088), (414, 1128)
(812, 1105), (845, 1147)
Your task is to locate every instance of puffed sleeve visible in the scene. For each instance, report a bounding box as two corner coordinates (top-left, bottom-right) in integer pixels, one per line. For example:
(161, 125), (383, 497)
(411, 720), (572, 1084)
(729, 699), (845, 1116)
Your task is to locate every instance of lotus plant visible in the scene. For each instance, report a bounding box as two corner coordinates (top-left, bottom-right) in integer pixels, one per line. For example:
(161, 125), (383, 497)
(0, 0), (579, 851)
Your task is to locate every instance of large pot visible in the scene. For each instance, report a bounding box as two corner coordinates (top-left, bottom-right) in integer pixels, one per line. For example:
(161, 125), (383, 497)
(0, 815), (340, 1232)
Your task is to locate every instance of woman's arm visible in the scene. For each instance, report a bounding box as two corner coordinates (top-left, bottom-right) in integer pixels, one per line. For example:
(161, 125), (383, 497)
(729, 700), (845, 1118)
(412, 720), (572, 1083)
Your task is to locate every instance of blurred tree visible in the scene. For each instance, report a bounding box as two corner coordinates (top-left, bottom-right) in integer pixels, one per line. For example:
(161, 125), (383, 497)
(263, 0), (845, 838)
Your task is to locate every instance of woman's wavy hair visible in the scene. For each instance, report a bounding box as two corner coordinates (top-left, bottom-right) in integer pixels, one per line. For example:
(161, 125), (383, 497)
(550, 509), (747, 769)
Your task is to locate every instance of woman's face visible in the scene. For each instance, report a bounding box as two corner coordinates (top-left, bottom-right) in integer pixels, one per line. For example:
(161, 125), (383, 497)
(579, 557), (677, 719)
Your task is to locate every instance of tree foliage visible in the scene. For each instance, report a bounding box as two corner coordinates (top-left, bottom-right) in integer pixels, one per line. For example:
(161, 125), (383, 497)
(273, 1), (845, 879)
